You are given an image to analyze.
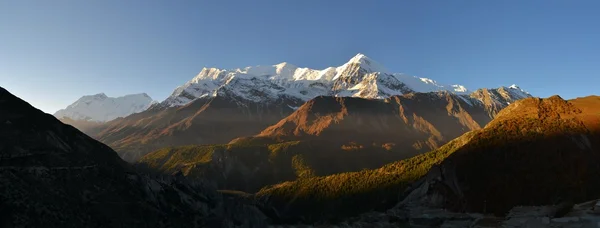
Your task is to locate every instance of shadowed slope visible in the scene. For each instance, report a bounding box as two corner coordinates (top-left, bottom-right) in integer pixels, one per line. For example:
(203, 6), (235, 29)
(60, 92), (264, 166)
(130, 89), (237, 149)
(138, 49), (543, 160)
(0, 87), (267, 227)
(94, 96), (296, 162)
(138, 140), (411, 193)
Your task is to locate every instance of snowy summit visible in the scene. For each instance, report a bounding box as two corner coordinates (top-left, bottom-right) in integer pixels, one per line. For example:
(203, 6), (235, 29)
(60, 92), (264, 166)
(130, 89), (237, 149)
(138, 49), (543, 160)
(54, 93), (155, 122)
(162, 53), (493, 107)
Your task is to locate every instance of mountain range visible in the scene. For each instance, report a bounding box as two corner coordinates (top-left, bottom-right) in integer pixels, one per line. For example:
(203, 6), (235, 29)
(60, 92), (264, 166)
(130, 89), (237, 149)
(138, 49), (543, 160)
(159, 53), (472, 108)
(55, 54), (531, 162)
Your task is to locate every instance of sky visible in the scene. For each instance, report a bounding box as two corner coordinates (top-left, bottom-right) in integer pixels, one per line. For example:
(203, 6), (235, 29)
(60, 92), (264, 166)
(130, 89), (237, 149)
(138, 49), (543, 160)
(1, 0), (600, 114)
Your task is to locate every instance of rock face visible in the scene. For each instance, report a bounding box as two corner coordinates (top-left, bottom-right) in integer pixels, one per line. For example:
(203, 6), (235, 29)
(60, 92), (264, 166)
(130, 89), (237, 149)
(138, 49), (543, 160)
(0, 87), (267, 227)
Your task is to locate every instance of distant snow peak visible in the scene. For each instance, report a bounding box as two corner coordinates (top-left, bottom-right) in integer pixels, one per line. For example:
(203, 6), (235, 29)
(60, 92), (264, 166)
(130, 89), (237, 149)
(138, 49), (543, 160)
(451, 85), (468, 93)
(505, 84), (529, 94)
(161, 53), (527, 107)
(419, 78), (436, 84)
(54, 93), (155, 122)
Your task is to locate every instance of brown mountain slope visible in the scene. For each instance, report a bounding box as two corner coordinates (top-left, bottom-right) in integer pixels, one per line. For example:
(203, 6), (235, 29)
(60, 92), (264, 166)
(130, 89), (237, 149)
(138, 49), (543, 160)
(255, 95), (600, 223)
(93, 96), (296, 161)
(256, 92), (493, 154)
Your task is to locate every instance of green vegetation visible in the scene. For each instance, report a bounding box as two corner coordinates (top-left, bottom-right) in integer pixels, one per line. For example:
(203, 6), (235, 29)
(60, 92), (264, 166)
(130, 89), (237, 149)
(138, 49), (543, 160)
(255, 131), (477, 222)
(291, 154), (315, 178)
(139, 137), (415, 193)
(139, 144), (226, 174)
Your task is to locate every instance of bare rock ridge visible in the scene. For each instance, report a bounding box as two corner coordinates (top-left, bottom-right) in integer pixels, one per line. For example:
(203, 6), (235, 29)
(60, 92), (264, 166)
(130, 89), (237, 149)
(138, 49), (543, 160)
(0, 87), (267, 227)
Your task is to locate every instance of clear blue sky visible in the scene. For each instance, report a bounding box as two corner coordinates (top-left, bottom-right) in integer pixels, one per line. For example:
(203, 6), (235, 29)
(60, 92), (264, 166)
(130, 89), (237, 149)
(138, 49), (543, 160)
(1, 0), (599, 113)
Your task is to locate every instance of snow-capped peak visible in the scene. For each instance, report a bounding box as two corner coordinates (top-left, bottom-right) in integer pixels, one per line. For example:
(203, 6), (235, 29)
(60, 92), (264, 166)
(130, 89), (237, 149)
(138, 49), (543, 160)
(504, 84), (531, 99)
(54, 93), (155, 122)
(339, 53), (389, 73)
(160, 53), (528, 107)
(451, 85), (468, 93)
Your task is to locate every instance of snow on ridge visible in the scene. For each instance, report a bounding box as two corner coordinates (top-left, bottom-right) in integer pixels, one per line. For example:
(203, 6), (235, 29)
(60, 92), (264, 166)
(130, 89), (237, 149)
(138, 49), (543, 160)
(162, 53), (527, 107)
(451, 85), (468, 93)
(392, 73), (469, 95)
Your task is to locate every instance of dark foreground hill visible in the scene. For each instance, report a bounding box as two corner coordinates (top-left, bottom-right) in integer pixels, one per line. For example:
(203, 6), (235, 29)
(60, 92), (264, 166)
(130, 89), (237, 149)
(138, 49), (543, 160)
(0, 87), (267, 227)
(255, 95), (600, 223)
